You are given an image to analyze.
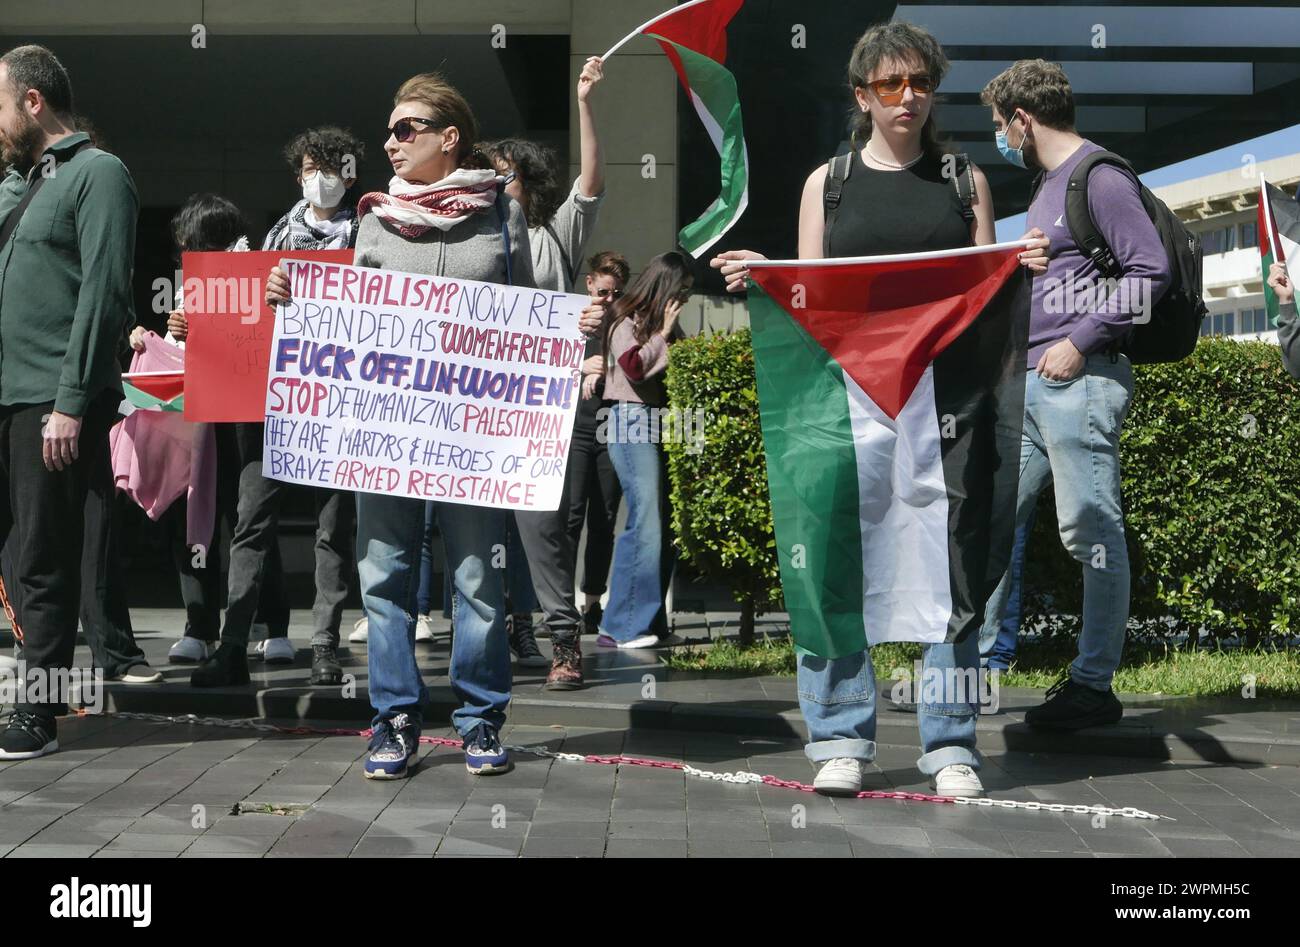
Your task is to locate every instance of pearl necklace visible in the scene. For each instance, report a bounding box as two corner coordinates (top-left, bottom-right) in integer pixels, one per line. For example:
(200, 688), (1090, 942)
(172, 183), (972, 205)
(865, 145), (923, 170)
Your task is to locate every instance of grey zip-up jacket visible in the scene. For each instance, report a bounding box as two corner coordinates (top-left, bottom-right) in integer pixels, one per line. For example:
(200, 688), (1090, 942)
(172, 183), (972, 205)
(1278, 301), (1300, 380)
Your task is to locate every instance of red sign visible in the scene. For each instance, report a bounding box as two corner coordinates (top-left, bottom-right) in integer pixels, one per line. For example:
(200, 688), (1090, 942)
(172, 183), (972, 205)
(181, 249), (354, 422)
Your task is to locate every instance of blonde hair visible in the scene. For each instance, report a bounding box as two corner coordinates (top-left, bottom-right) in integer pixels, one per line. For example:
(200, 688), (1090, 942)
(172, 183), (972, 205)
(393, 72), (488, 169)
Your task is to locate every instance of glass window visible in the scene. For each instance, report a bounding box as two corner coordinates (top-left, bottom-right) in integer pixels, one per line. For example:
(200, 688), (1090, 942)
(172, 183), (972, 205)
(1240, 221), (1258, 249)
(1202, 227), (1235, 255)
(1200, 315), (1213, 337)
(1212, 312), (1236, 335)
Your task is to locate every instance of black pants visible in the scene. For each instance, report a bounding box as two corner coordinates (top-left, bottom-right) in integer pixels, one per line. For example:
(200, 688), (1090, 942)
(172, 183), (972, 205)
(0, 397), (116, 717)
(2, 420), (150, 678)
(218, 423), (353, 647)
(565, 416), (622, 597)
(171, 423), (288, 642)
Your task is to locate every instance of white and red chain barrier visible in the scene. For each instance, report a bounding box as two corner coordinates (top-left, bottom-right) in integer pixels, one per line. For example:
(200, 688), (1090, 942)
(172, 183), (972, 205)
(80, 710), (1171, 822)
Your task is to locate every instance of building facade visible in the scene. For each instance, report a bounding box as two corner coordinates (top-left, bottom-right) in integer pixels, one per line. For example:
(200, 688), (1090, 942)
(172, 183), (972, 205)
(1151, 155), (1300, 344)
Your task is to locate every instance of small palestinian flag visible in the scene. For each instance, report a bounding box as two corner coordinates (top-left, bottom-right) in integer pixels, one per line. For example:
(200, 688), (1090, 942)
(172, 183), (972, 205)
(122, 371), (186, 412)
(1260, 177), (1300, 327)
(620, 0), (748, 257)
(747, 243), (1031, 658)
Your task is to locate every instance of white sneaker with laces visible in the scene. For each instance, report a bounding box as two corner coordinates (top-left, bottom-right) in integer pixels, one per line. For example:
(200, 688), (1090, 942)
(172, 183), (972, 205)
(415, 615), (434, 642)
(349, 617), (369, 643)
(932, 764), (984, 798)
(813, 757), (863, 796)
(167, 637), (211, 664)
(255, 637), (295, 665)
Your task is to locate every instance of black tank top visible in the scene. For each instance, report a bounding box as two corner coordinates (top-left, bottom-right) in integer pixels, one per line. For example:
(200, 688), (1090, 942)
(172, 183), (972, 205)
(826, 150), (972, 258)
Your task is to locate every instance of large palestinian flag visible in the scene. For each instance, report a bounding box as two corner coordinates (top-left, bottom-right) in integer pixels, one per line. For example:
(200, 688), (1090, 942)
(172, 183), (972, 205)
(1260, 177), (1300, 327)
(630, 0), (748, 257)
(747, 243), (1031, 659)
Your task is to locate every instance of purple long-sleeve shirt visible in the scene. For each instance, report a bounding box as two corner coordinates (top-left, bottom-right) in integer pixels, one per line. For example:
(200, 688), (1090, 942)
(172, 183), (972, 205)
(1026, 141), (1171, 368)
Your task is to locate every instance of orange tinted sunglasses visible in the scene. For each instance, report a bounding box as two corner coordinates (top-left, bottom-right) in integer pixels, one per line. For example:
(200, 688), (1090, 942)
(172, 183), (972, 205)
(867, 73), (936, 105)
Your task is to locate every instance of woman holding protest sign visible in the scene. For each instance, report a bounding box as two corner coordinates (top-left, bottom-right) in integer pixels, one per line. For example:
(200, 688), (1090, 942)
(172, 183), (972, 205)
(704, 22), (1049, 799)
(266, 72), (534, 780)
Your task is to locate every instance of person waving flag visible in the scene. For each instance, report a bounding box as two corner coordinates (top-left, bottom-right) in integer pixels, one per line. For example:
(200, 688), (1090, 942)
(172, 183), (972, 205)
(604, 0), (748, 256)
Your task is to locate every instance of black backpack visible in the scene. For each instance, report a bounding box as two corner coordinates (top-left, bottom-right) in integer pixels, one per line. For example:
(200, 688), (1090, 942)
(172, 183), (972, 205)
(823, 144), (975, 257)
(1032, 150), (1206, 365)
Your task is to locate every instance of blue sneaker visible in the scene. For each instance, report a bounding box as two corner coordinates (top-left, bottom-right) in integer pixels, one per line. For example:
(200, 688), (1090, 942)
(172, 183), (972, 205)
(463, 723), (512, 775)
(364, 713), (419, 780)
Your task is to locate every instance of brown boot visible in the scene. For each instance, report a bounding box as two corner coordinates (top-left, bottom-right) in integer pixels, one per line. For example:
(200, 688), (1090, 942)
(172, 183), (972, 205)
(545, 635), (584, 690)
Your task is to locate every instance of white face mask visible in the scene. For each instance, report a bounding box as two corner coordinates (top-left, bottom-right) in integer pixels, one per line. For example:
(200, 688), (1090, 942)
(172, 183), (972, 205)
(302, 171), (347, 209)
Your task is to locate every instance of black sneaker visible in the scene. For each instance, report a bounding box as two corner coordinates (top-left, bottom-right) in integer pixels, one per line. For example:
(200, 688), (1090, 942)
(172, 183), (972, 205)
(309, 645), (343, 686)
(190, 641), (251, 688)
(581, 601), (603, 635)
(0, 710), (59, 760)
(1025, 676), (1123, 730)
(508, 613), (548, 668)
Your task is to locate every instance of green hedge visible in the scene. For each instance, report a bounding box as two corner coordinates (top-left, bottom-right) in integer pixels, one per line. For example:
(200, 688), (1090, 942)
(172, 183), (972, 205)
(666, 332), (1300, 644)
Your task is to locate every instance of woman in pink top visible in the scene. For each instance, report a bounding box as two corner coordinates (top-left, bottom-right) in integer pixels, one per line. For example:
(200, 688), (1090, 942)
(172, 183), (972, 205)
(597, 251), (692, 649)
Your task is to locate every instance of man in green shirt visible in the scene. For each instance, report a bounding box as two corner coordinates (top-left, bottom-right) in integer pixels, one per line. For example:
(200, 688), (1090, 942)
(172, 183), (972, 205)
(0, 45), (138, 759)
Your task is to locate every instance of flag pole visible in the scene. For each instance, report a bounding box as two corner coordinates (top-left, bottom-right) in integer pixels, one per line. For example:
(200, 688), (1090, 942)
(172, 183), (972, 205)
(1260, 174), (1283, 264)
(601, 0), (715, 60)
(748, 238), (1039, 269)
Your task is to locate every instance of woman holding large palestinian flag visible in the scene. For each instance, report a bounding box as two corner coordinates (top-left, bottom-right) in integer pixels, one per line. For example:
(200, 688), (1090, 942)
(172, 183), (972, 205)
(712, 21), (1048, 798)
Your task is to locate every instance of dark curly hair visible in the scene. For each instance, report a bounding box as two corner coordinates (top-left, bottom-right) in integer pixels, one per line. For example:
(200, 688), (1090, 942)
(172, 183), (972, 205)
(171, 193), (245, 253)
(282, 126), (366, 180)
(484, 138), (564, 229)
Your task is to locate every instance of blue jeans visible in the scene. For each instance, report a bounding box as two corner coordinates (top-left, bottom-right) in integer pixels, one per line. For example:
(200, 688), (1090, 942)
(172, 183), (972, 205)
(982, 508), (1035, 671)
(603, 403), (674, 641)
(980, 355), (1134, 690)
(797, 633), (982, 776)
(356, 493), (511, 735)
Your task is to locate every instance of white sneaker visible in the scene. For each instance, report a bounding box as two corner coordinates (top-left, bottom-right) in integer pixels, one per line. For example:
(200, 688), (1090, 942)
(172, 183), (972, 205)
(932, 764), (984, 798)
(0, 653), (18, 672)
(349, 617), (368, 643)
(415, 615), (434, 643)
(813, 758), (863, 796)
(254, 637), (296, 665)
(596, 633), (660, 650)
(116, 665), (163, 685)
(167, 637), (211, 664)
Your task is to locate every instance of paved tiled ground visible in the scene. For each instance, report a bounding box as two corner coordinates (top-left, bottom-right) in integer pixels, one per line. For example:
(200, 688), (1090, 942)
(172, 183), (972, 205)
(55, 609), (1300, 766)
(2, 713), (1298, 858)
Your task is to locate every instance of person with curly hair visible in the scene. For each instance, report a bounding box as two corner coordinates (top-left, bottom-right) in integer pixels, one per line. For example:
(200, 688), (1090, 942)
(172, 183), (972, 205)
(189, 127), (366, 688)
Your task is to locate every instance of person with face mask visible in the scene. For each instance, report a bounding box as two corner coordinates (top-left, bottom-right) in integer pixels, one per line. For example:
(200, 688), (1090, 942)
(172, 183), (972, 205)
(704, 22), (1049, 800)
(189, 127), (365, 689)
(978, 60), (1171, 730)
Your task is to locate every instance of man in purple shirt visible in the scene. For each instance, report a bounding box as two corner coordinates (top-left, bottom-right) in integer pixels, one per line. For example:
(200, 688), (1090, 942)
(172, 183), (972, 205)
(979, 60), (1171, 729)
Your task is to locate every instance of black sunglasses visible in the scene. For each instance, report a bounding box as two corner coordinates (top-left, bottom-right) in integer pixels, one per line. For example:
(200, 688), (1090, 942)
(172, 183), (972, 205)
(387, 116), (444, 143)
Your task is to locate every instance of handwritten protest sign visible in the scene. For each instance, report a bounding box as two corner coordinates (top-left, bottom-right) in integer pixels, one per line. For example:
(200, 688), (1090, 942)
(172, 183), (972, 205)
(182, 249), (354, 422)
(262, 259), (588, 512)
